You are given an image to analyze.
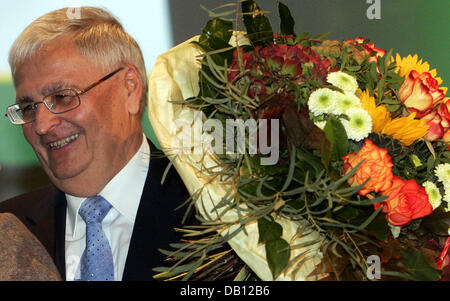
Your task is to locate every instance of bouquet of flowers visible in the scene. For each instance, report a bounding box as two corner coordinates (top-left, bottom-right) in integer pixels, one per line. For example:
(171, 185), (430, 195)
(148, 0), (450, 281)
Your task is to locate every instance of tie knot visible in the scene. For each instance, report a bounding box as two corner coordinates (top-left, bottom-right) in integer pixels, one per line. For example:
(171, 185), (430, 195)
(79, 195), (112, 224)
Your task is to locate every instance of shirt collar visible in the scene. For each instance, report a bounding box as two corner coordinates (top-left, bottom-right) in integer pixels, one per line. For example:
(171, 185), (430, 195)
(66, 134), (150, 237)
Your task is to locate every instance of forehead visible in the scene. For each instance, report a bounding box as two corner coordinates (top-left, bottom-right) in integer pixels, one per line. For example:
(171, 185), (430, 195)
(13, 37), (101, 95)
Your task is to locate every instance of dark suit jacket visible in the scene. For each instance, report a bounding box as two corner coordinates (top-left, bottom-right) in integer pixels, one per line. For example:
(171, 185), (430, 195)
(0, 140), (191, 280)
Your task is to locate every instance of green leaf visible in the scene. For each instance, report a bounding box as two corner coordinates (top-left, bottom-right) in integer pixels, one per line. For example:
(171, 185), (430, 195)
(278, 2), (295, 36)
(258, 216), (283, 243)
(323, 115), (349, 161)
(241, 0), (273, 46)
(421, 208), (450, 236)
(386, 104), (401, 112)
(198, 18), (233, 52)
(369, 62), (378, 83)
(345, 65), (361, 72)
(334, 206), (361, 224)
(381, 97), (400, 105)
(427, 155), (435, 173)
(266, 238), (290, 279)
(365, 210), (389, 242)
(320, 135), (332, 170)
(400, 248), (442, 281)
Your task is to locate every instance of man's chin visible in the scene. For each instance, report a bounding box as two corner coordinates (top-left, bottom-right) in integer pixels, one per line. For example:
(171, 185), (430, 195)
(46, 164), (85, 181)
(48, 168), (103, 198)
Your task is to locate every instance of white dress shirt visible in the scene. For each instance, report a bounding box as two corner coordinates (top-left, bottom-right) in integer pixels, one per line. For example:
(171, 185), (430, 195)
(65, 135), (150, 281)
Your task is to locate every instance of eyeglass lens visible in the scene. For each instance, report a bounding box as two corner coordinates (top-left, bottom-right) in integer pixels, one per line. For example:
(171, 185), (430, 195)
(14, 89), (80, 124)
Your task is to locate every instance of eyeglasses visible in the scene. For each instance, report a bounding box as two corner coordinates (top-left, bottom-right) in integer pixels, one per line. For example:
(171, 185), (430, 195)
(5, 67), (124, 125)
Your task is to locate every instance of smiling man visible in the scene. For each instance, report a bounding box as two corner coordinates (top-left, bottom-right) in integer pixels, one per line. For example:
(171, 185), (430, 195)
(0, 7), (189, 281)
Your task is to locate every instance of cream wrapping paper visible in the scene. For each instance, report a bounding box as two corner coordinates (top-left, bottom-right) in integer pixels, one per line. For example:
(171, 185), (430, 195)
(147, 35), (325, 280)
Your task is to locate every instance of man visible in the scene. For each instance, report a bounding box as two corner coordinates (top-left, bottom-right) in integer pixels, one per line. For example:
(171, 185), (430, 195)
(1, 7), (189, 281)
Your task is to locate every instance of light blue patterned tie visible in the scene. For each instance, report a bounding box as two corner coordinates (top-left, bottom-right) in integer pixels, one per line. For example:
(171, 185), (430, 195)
(78, 195), (114, 281)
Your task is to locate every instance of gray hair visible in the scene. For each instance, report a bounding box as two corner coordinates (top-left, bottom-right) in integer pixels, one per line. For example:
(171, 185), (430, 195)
(9, 6), (148, 115)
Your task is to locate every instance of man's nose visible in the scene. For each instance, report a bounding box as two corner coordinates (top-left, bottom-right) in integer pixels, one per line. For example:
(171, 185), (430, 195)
(33, 103), (61, 135)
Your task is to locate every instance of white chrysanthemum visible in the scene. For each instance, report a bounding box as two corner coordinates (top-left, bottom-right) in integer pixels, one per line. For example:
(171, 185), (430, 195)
(435, 163), (450, 185)
(422, 181), (441, 210)
(438, 184), (450, 212)
(341, 107), (372, 141)
(333, 92), (362, 115)
(314, 120), (327, 130)
(308, 88), (338, 116)
(327, 71), (359, 93)
(443, 191), (450, 212)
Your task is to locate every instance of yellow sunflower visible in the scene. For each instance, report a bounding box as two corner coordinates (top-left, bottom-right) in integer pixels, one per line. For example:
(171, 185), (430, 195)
(358, 90), (429, 146)
(359, 90), (390, 133)
(395, 54), (442, 83)
(381, 113), (429, 146)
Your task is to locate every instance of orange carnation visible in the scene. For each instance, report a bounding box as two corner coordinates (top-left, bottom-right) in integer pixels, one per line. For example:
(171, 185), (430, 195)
(376, 176), (433, 226)
(342, 139), (394, 196)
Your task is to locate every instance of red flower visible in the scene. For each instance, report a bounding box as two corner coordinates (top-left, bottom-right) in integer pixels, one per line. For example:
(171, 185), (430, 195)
(347, 37), (386, 63)
(377, 176), (433, 226)
(256, 44), (331, 81)
(398, 70), (445, 118)
(227, 44), (331, 102)
(248, 80), (267, 99)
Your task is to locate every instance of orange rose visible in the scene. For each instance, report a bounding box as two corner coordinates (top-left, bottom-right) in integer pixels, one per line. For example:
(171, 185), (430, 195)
(398, 70), (445, 118)
(342, 139), (394, 196)
(377, 176), (433, 226)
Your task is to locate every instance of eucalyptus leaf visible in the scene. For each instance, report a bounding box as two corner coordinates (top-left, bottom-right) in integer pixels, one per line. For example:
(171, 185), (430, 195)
(296, 147), (325, 179)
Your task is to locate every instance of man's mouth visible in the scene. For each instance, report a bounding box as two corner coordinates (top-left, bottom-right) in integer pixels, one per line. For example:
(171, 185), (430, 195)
(48, 133), (80, 150)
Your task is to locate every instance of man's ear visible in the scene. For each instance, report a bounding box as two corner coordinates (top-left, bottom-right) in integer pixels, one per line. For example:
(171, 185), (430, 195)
(123, 65), (142, 115)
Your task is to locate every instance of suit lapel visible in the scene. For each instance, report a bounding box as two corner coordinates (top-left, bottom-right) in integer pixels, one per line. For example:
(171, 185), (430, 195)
(54, 192), (67, 280)
(122, 140), (190, 281)
(122, 140), (165, 280)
